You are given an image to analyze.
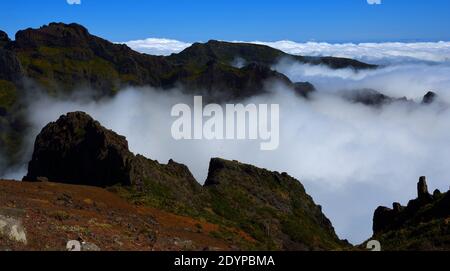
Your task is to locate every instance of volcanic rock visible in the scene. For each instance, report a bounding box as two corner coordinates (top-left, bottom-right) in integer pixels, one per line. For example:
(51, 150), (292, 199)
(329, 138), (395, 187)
(23, 112), (202, 208)
(422, 91), (437, 104)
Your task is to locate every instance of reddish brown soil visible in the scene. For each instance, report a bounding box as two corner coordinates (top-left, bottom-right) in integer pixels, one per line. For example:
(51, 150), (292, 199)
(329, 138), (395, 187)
(0, 180), (252, 251)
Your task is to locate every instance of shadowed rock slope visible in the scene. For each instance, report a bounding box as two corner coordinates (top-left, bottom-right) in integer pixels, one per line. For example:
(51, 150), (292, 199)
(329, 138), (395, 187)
(22, 111), (346, 251)
(203, 158), (344, 250)
(371, 176), (450, 250)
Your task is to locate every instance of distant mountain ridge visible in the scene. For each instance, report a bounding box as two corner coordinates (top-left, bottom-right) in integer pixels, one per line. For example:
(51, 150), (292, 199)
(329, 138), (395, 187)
(0, 23), (378, 169)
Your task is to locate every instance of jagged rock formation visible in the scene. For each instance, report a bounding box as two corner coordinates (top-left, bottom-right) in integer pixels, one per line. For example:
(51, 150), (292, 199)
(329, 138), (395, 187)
(372, 176), (450, 250)
(22, 112), (345, 251)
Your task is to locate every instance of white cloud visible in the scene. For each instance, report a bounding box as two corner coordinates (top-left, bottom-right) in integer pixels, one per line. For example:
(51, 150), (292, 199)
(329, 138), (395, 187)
(122, 38), (192, 56)
(67, 0), (81, 5)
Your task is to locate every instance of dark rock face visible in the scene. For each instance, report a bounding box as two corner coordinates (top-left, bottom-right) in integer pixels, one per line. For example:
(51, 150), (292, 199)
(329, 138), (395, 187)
(422, 91), (437, 104)
(204, 158), (344, 250)
(371, 176), (450, 250)
(24, 112), (137, 187)
(417, 176), (431, 200)
(0, 49), (23, 82)
(23, 112), (202, 207)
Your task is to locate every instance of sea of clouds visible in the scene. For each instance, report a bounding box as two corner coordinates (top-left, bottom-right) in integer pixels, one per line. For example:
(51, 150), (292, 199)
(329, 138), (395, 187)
(124, 38), (450, 65)
(3, 40), (450, 244)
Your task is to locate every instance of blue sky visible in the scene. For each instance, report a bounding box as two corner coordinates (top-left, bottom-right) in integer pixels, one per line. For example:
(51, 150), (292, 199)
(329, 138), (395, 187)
(1, 0), (449, 43)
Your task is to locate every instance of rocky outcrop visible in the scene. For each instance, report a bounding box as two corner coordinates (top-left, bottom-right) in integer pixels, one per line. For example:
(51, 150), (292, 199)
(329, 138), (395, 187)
(203, 158), (344, 251)
(371, 176), (450, 250)
(23, 112), (201, 201)
(24, 112), (137, 187)
(422, 91), (437, 104)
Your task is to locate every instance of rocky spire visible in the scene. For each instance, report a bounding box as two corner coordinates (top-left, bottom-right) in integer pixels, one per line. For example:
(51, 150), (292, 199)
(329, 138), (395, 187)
(417, 176), (430, 200)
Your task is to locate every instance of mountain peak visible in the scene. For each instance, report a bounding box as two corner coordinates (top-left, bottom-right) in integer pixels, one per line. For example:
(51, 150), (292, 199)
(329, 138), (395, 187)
(15, 22), (91, 49)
